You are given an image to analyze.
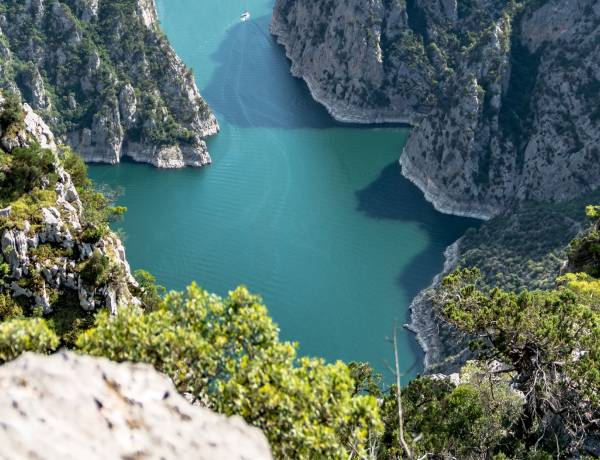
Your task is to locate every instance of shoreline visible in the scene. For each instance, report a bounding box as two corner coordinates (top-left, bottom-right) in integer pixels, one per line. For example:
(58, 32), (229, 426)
(404, 239), (462, 371)
(270, 18), (491, 371)
(399, 153), (497, 221)
(270, 24), (414, 126)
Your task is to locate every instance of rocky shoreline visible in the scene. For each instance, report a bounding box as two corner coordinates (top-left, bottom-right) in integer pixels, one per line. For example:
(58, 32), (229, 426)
(270, 27), (413, 125)
(404, 239), (463, 372)
(269, 3), (423, 125)
(399, 153), (499, 221)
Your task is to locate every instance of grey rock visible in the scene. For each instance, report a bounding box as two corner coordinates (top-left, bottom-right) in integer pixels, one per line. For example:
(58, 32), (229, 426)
(273, 0), (600, 217)
(0, 0), (219, 168)
(0, 352), (273, 460)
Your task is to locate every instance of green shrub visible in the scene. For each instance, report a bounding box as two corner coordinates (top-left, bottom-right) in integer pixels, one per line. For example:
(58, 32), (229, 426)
(0, 292), (23, 321)
(0, 317), (59, 363)
(77, 284), (382, 459)
(79, 250), (112, 287)
(0, 91), (24, 130)
(0, 144), (57, 203)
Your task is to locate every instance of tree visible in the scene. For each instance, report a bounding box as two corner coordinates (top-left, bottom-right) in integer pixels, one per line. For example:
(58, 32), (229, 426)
(435, 268), (600, 453)
(77, 283), (383, 459)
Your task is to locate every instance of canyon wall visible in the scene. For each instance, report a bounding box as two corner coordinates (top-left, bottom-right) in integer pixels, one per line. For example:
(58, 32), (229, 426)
(0, 0), (219, 168)
(272, 0), (600, 218)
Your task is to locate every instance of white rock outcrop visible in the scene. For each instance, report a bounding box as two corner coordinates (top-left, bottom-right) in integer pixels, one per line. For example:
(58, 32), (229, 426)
(0, 352), (273, 460)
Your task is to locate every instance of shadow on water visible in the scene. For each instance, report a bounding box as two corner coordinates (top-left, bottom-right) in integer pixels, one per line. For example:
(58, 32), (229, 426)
(356, 161), (480, 373)
(203, 15), (409, 130)
(203, 15), (334, 129)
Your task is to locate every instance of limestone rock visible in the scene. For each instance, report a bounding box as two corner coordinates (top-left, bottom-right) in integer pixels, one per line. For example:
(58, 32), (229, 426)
(0, 352), (273, 460)
(273, 0), (600, 217)
(0, 98), (139, 316)
(0, 0), (219, 168)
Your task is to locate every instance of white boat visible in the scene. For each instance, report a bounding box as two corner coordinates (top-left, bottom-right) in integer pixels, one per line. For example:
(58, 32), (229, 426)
(240, 11), (250, 21)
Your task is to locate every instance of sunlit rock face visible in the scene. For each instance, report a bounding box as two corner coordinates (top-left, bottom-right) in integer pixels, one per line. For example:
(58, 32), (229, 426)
(0, 352), (273, 460)
(273, 0), (600, 218)
(0, 0), (219, 168)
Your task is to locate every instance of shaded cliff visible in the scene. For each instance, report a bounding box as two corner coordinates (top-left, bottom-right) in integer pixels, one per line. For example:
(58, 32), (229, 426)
(0, 351), (273, 459)
(272, 0), (600, 218)
(0, 0), (219, 168)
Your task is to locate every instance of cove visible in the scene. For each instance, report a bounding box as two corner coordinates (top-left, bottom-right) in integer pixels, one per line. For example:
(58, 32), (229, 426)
(88, 0), (477, 379)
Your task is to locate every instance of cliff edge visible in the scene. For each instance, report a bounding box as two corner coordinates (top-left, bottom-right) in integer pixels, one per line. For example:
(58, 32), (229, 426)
(272, 0), (600, 218)
(0, 0), (219, 168)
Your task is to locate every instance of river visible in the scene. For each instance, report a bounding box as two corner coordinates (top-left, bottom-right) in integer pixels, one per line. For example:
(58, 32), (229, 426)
(88, 0), (476, 379)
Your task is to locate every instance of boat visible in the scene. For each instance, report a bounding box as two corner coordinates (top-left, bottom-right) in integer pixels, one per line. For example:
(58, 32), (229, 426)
(240, 0), (250, 21)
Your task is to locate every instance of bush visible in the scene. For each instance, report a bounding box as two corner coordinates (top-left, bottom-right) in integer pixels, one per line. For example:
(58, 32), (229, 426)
(0, 91), (25, 130)
(79, 250), (112, 287)
(0, 144), (57, 203)
(0, 292), (23, 321)
(0, 317), (59, 363)
(77, 284), (382, 459)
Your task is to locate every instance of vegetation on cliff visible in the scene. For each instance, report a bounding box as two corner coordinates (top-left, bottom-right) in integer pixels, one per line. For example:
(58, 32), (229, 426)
(0, 0), (218, 166)
(1, 92), (599, 458)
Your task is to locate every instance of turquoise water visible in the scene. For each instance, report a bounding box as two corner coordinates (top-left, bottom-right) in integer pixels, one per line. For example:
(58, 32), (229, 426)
(88, 0), (476, 379)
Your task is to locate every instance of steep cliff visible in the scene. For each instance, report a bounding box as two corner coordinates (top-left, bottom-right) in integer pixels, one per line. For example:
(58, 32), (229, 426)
(272, 0), (600, 218)
(0, 93), (139, 334)
(0, 0), (219, 168)
(0, 351), (273, 459)
(408, 190), (600, 372)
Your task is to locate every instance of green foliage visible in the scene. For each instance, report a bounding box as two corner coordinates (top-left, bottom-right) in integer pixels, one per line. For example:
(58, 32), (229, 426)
(132, 269), (165, 311)
(60, 147), (90, 189)
(568, 209), (600, 277)
(0, 291), (23, 321)
(436, 268), (600, 452)
(0, 144), (57, 205)
(0, 91), (24, 130)
(79, 250), (113, 287)
(456, 192), (600, 292)
(0, 317), (59, 363)
(77, 284), (382, 459)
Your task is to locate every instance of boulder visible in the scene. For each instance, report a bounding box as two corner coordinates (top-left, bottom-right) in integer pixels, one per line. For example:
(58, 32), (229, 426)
(0, 352), (273, 460)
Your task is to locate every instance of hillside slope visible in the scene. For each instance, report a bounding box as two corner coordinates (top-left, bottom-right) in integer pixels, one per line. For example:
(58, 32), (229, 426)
(0, 92), (138, 338)
(0, 0), (219, 168)
(272, 0), (600, 218)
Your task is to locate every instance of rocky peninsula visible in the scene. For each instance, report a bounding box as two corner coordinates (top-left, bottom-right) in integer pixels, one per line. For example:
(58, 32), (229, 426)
(0, 0), (219, 168)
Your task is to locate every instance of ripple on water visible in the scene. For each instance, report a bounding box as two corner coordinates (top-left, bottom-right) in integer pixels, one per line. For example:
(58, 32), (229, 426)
(88, 0), (479, 380)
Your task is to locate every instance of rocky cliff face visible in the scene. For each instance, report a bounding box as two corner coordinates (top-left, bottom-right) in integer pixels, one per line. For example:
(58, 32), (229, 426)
(272, 0), (600, 218)
(0, 351), (273, 459)
(0, 0), (219, 168)
(0, 94), (138, 320)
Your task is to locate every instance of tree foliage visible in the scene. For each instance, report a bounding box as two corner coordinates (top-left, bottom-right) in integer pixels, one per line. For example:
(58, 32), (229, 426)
(0, 317), (59, 363)
(435, 268), (600, 454)
(77, 284), (383, 459)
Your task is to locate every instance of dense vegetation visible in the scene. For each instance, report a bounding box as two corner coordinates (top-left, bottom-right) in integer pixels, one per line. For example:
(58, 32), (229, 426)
(456, 193), (600, 292)
(1, 96), (599, 458)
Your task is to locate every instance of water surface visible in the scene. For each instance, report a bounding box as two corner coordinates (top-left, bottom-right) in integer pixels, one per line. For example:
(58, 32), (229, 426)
(89, 0), (476, 379)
